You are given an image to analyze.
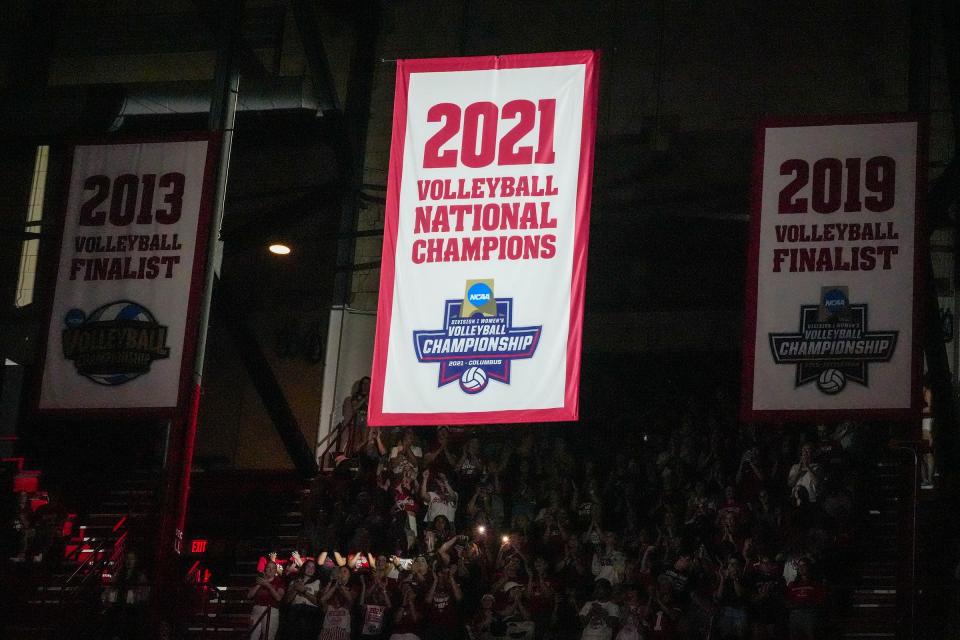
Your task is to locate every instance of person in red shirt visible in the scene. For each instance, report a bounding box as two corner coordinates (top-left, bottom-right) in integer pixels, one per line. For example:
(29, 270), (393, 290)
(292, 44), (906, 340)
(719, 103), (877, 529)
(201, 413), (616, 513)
(389, 582), (422, 640)
(736, 446), (766, 502)
(424, 564), (463, 640)
(526, 556), (555, 634)
(786, 557), (827, 640)
(247, 562), (285, 640)
(746, 553), (786, 640)
(646, 576), (681, 640)
(717, 485), (747, 526)
(393, 472), (420, 552)
(256, 550), (279, 574)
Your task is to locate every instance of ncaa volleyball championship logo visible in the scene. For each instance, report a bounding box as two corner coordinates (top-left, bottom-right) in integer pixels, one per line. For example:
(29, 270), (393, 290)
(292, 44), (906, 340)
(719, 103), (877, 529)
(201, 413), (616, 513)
(768, 287), (897, 395)
(61, 300), (170, 386)
(413, 281), (542, 395)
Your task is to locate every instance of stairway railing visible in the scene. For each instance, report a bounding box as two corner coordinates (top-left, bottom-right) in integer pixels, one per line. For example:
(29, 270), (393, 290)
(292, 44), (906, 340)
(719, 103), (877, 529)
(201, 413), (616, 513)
(181, 559), (229, 640)
(317, 417), (349, 470)
(25, 473), (155, 637)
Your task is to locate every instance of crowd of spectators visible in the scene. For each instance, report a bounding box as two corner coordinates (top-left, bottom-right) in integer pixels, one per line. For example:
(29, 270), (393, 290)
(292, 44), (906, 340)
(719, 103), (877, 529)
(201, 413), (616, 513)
(248, 380), (868, 640)
(4, 489), (67, 566)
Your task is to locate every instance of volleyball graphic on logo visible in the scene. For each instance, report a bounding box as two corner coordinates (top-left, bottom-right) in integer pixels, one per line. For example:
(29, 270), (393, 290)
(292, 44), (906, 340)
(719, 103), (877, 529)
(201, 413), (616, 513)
(62, 300), (170, 387)
(816, 368), (846, 395)
(86, 302), (156, 385)
(459, 366), (488, 394)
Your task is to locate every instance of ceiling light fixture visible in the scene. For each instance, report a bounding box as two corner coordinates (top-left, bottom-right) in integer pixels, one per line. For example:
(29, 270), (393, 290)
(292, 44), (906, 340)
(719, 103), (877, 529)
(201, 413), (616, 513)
(268, 243), (291, 255)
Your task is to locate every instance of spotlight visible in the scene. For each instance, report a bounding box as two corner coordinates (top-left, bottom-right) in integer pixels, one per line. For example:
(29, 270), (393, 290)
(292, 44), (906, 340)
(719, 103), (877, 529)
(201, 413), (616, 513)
(269, 243), (291, 255)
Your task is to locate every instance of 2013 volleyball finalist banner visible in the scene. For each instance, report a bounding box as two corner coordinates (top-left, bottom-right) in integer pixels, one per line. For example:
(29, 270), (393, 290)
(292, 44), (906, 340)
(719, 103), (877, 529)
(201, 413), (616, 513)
(368, 51), (599, 426)
(38, 136), (217, 414)
(741, 116), (924, 423)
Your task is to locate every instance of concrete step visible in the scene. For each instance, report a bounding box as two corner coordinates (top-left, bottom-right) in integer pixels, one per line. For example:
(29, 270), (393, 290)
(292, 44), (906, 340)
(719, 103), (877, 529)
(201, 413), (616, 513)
(850, 588), (897, 604)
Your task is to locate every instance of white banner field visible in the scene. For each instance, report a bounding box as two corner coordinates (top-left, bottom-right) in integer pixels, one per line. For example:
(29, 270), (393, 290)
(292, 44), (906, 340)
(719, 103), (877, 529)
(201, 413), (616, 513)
(369, 51), (599, 426)
(38, 136), (216, 414)
(742, 117), (923, 422)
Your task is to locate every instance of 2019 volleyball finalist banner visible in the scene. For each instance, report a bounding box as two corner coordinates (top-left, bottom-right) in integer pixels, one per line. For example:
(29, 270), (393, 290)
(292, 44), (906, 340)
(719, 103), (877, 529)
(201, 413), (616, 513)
(368, 51), (599, 426)
(38, 135), (217, 414)
(741, 116), (924, 423)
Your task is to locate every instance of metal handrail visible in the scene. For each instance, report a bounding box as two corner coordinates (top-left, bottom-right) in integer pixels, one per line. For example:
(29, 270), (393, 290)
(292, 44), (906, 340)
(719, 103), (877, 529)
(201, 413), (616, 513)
(27, 473), (155, 637)
(249, 603), (273, 640)
(182, 562), (229, 640)
(318, 418), (348, 470)
(889, 440), (921, 640)
(202, 584), (227, 640)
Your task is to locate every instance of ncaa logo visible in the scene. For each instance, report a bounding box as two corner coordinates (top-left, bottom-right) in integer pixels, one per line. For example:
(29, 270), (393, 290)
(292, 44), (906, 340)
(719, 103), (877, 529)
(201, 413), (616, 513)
(819, 286), (849, 321)
(467, 283), (492, 304)
(462, 279), (497, 317)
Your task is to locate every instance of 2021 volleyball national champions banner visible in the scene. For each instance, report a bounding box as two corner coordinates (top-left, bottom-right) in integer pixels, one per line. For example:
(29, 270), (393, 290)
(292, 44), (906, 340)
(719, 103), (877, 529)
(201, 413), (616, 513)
(741, 116), (924, 423)
(38, 135), (217, 414)
(368, 51), (599, 426)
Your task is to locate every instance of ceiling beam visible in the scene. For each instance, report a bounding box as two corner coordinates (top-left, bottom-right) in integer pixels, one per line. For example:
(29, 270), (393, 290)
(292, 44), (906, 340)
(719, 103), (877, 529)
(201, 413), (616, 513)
(192, 0), (270, 79)
(290, 0), (342, 112)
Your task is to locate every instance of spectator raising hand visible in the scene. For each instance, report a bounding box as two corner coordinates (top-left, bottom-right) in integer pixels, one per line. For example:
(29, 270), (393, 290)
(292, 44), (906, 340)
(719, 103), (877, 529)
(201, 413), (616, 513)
(788, 444), (822, 502)
(299, 387), (877, 640)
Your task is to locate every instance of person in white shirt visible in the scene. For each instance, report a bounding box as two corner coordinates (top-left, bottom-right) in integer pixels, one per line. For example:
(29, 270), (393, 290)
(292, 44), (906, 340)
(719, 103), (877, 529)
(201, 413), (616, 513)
(420, 469), (459, 526)
(787, 443), (822, 502)
(579, 579), (620, 640)
(390, 429), (423, 477)
(591, 531), (626, 586)
(284, 559), (322, 640)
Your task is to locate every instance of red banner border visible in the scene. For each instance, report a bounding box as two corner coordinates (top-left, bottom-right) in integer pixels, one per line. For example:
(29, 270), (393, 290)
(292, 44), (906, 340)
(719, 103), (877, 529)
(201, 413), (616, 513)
(33, 132), (220, 419)
(739, 114), (926, 424)
(368, 50), (600, 426)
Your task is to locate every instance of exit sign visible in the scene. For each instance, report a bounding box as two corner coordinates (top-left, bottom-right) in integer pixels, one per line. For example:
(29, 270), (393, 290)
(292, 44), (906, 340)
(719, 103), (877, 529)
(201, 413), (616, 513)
(190, 539), (208, 554)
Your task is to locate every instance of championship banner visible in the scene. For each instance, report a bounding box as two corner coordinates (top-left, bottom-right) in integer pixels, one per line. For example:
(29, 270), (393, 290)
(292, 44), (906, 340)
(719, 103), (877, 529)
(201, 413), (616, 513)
(38, 135), (217, 413)
(369, 51), (599, 426)
(741, 116), (923, 422)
